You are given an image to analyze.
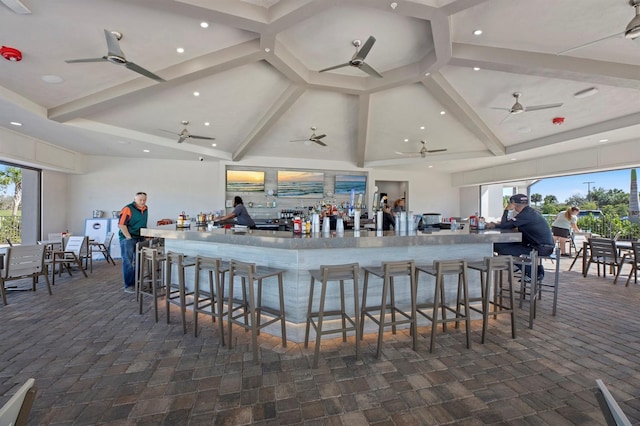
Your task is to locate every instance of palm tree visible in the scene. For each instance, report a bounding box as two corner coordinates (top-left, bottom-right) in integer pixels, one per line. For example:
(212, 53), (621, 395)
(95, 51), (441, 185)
(630, 169), (639, 223)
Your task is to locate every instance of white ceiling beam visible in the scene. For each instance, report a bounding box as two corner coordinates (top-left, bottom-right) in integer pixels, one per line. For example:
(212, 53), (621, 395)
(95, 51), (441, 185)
(49, 40), (263, 123)
(171, 0), (268, 31)
(506, 111), (640, 155)
(356, 94), (370, 168)
(441, 0), (492, 16)
(233, 84), (305, 161)
(365, 150), (493, 167)
(65, 119), (232, 160)
(450, 43), (640, 90)
(268, 0), (338, 31)
(422, 72), (505, 155)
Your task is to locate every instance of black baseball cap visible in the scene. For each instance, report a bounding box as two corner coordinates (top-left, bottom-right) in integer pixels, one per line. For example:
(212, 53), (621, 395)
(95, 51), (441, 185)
(509, 194), (528, 204)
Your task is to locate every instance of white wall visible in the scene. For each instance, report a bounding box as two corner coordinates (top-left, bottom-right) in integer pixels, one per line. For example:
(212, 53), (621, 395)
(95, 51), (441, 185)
(65, 156), (223, 235)
(42, 169), (68, 237)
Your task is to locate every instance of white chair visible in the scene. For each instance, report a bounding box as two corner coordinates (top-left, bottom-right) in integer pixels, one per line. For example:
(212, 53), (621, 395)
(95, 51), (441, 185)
(89, 231), (116, 272)
(0, 378), (37, 426)
(594, 379), (632, 426)
(1, 245), (52, 305)
(48, 236), (89, 285)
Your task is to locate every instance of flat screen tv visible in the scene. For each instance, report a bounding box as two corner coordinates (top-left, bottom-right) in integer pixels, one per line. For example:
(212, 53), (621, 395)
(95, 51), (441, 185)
(226, 170), (265, 192)
(277, 170), (324, 197)
(335, 175), (366, 194)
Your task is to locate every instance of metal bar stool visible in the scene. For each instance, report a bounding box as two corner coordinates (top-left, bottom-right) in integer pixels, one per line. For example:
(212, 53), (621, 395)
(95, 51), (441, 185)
(305, 263), (360, 369)
(415, 260), (471, 353)
(193, 256), (229, 343)
(360, 260), (417, 359)
(164, 251), (196, 334)
(515, 247), (561, 329)
(226, 259), (287, 363)
(138, 247), (166, 322)
(467, 256), (516, 343)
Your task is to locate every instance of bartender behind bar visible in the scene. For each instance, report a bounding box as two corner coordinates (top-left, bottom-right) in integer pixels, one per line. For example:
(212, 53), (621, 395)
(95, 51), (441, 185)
(214, 196), (256, 229)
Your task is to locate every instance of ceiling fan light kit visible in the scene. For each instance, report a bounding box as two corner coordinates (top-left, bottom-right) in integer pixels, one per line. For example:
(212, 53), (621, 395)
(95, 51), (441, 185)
(626, 1), (640, 39)
(290, 126), (328, 146)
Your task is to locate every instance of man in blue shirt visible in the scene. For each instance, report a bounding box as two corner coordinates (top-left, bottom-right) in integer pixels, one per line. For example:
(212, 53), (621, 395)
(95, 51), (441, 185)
(488, 193), (554, 280)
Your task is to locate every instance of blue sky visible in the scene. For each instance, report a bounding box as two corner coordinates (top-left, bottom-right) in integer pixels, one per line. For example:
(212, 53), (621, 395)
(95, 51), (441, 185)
(527, 168), (637, 203)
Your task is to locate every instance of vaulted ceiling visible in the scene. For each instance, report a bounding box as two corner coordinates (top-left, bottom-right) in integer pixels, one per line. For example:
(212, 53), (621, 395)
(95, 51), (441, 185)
(2, 0), (640, 173)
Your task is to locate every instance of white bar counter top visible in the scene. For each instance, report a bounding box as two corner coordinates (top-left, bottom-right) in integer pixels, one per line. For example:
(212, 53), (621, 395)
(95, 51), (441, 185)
(141, 225), (521, 342)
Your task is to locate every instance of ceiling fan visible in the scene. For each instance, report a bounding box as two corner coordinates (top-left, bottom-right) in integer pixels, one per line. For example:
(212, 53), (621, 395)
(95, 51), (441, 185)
(65, 29), (166, 82)
(558, 0), (640, 55)
(492, 92), (563, 124)
(396, 141), (447, 158)
(318, 36), (383, 78)
(290, 127), (328, 146)
(160, 121), (216, 144)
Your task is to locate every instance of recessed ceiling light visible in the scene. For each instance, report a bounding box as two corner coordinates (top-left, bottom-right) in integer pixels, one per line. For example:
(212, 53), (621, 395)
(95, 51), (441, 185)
(211, 143), (217, 147)
(390, 2), (398, 10)
(9, 121), (21, 126)
(41, 74), (63, 84)
(510, 158), (517, 161)
(117, 140), (131, 145)
(200, 22), (209, 28)
(574, 87), (598, 98)
(517, 126), (532, 134)
(403, 138), (409, 142)
(176, 47), (184, 54)
(424, 72), (430, 77)
(473, 67), (480, 71)
(204, 122), (210, 126)
(599, 139), (609, 142)
(193, 91), (200, 97)
(143, 149), (150, 153)
(473, 29), (483, 36)
(264, 48), (271, 53)
(440, 111), (446, 115)
(420, 126), (425, 130)
(428, 165), (433, 168)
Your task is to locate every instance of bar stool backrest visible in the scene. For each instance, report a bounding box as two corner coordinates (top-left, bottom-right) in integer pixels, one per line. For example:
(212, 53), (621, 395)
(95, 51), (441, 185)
(434, 259), (467, 274)
(230, 259), (257, 277)
(165, 250), (185, 265)
(196, 255), (222, 270)
(382, 260), (415, 277)
(486, 255), (514, 271)
(319, 263), (359, 281)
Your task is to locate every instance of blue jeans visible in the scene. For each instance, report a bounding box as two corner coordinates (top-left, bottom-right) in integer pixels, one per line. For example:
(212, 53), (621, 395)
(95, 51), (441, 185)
(120, 238), (141, 288)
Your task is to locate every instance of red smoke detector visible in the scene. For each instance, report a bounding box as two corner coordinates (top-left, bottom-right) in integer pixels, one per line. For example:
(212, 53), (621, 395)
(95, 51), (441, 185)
(0, 46), (22, 61)
(552, 117), (565, 125)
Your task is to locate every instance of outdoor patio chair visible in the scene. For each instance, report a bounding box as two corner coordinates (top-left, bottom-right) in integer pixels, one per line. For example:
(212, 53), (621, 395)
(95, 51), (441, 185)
(0, 245), (52, 305)
(584, 238), (622, 279)
(594, 379), (632, 426)
(614, 241), (640, 286)
(0, 378), (37, 426)
(89, 231), (116, 272)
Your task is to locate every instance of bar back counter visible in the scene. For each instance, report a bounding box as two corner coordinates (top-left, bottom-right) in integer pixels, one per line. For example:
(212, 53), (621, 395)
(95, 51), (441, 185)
(142, 225), (521, 342)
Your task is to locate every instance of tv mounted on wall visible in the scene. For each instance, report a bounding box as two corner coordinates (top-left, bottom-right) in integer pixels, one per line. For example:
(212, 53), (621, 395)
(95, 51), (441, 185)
(335, 175), (366, 195)
(226, 170), (265, 192)
(277, 170), (324, 197)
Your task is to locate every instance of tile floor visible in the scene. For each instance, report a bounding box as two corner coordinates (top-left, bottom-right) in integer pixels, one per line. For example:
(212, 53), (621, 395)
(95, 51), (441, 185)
(1, 256), (639, 425)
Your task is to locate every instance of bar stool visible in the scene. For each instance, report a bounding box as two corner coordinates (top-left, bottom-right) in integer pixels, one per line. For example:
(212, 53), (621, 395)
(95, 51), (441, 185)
(138, 247), (166, 322)
(226, 259), (287, 363)
(467, 256), (516, 343)
(515, 247), (561, 329)
(193, 255), (229, 343)
(360, 260), (417, 359)
(305, 263), (360, 369)
(135, 238), (164, 301)
(415, 260), (471, 353)
(164, 251), (196, 334)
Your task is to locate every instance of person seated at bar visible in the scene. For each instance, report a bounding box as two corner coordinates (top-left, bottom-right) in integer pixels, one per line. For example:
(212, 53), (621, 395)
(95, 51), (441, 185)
(551, 206), (580, 256)
(214, 196), (256, 229)
(486, 193), (554, 281)
(393, 198), (405, 213)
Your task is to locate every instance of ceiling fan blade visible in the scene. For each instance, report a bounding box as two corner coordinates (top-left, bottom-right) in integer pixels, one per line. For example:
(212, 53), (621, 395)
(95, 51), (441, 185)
(524, 103), (563, 112)
(65, 57), (108, 63)
(499, 114), (512, 125)
(426, 148), (447, 153)
(312, 139), (327, 147)
(490, 107), (511, 111)
(125, 61), (166, 82)
(354, 36), (376, 61)
(359, 62), (383, 78)
(189, 135), (216, 140)
(104, 29), (125, 58)
(158, 129), (178, 136)
(557, 31), (623, 55)
(290, 139), (309, 142)
(318, 62), (351, 73)
(314, 134), (326, 139)
(177, 136), (187, 143)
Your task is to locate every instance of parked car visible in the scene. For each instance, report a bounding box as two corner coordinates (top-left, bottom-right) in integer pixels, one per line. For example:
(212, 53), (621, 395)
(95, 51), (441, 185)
(577, 210), (603, 219)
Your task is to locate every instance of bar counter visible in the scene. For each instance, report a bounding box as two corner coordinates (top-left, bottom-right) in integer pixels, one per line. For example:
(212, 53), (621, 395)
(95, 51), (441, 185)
(141, 225), (521, 341)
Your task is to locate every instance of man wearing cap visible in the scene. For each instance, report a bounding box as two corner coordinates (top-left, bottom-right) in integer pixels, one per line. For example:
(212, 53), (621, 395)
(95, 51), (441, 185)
(487, 193), (554, 281)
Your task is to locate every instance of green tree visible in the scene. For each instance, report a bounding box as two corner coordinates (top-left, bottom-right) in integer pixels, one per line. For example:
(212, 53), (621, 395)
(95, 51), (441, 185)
(0, 167), (21, 215)
(630, 169), (639, 223)
(530, 193), (542, 206)
(565, 194), (586, 206)
(543, 195), (558, 205)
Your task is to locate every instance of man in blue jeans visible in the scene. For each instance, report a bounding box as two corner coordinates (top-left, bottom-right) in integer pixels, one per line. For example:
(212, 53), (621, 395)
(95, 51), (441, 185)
(488, 193), (555, 281)
(118, 192), (148, 293)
